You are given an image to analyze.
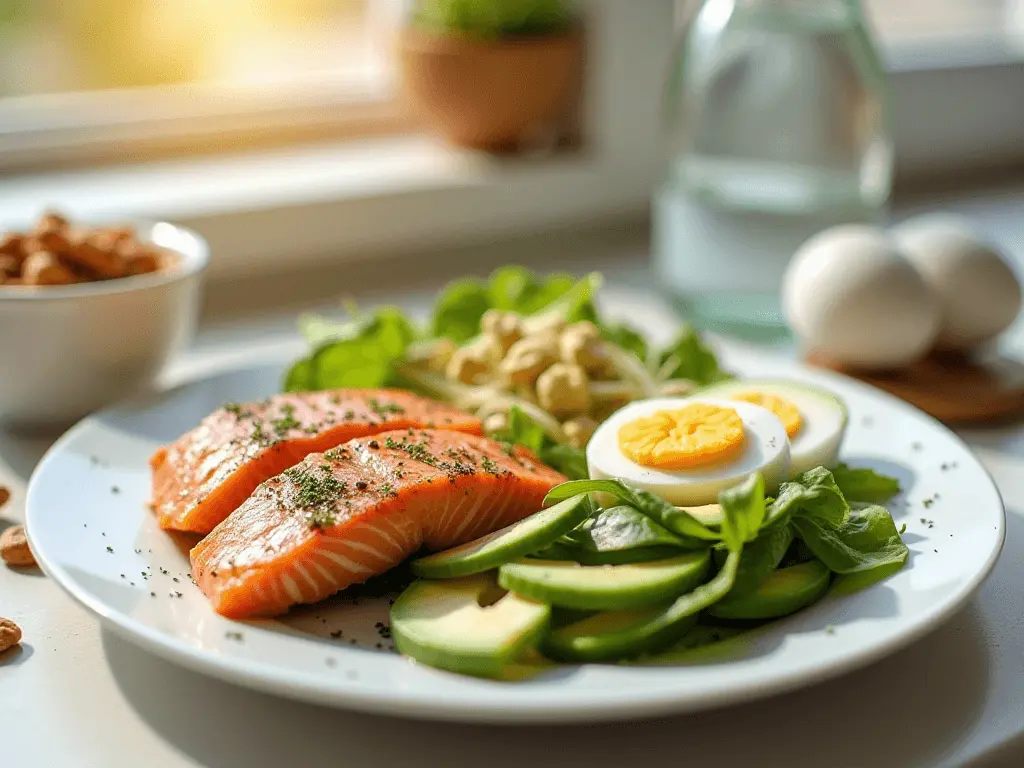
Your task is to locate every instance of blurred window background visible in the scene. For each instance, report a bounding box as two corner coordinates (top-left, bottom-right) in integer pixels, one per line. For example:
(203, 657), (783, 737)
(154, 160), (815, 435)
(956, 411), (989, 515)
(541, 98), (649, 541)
(0, 0), (404, 168)
(0, 0), (1021, 169)
(0, 0), (392, 96)
(0, 1), (1018, 98)
(865, 0), (1021, 45)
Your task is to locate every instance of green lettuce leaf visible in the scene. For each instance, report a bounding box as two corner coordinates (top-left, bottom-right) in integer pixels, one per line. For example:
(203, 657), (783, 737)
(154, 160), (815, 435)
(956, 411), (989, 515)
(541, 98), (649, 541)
(487, 266), (577, 315)
(528, 271), (601, 325)
(543, 479), (720, 542)
(767, 466), (850, 528)
(430, 279), (492, 343)
(282, 358), (316, 392)
(716, 524), (794, 598)
(562, 505), (690, 553)
(539, 444), (588, 481)
(831, 463), (901, 504)
(283, 308), (417, 392)
(490, 404), (587, 480)
(718, 472), (766, 552)
(430, 267), (600, 344)
(600, 322), (648, 362)
(658, 324), (730, 385)
(790, 504), (909, 590)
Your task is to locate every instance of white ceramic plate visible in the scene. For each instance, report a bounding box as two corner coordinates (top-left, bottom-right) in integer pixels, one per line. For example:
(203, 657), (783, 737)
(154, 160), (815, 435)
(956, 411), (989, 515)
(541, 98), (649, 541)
(26, 360), (1004, 723)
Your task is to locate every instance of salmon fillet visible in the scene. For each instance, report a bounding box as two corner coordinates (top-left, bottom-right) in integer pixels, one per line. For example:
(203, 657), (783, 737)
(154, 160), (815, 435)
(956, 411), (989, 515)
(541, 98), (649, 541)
(151, 390), (482, 534)
(191, 429), (566, 618)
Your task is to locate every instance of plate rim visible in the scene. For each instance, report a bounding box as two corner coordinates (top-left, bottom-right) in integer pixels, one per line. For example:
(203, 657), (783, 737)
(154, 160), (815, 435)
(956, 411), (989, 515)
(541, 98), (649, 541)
(26, 361), (1007, 723)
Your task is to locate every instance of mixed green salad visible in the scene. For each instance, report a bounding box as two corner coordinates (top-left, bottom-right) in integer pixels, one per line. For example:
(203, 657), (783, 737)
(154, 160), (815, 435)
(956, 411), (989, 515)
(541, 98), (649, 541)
(390, 465), (908, 677)
(285, 267), (729, 478)
(285, 266), (908, 677)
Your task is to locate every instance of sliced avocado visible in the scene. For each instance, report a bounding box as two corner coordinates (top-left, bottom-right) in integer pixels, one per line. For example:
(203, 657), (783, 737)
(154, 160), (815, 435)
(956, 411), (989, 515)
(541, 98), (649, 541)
(542, 550), (740, 662)
(494, 649), (555, 681)
(708, 560), (831, 620)
(532, 542), (688, 566)
(499, 551), (710, 611)
(391, 574), (550, 678)
(678, 503), (724, 527)
(411, 493), (592, 579)
(542, 605), (698, 663)
(636, 623), (755, 664)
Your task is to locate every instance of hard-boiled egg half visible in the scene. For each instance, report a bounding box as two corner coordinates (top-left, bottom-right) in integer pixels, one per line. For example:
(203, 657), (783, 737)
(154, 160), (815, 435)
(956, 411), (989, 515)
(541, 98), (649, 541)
(701, 379), (848, 476)
(587, 397), (791, 507)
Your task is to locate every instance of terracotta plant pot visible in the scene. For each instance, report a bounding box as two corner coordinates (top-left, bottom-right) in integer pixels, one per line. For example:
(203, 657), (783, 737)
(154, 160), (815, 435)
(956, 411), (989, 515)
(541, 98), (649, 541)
(399, 26), (582, 151)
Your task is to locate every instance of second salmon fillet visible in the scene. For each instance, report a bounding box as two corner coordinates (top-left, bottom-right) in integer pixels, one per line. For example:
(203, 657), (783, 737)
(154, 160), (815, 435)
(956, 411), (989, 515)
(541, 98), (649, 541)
(191, 429), (566, 618)
(151, 389), (481, 534)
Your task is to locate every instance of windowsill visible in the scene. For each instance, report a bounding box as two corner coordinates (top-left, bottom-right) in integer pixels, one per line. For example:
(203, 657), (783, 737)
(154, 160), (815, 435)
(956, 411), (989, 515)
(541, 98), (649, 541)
(0, 134), (648, 279)
(1, 35), (1023, 282)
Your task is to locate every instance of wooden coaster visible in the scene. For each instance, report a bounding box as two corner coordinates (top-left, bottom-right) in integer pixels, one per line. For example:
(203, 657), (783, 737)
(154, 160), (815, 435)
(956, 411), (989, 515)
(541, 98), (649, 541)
(806, 350), (1024, 424)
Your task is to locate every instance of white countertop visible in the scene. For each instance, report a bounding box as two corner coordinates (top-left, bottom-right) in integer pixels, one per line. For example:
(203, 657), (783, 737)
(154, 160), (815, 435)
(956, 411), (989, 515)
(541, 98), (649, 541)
(4, 197), (1024, 766)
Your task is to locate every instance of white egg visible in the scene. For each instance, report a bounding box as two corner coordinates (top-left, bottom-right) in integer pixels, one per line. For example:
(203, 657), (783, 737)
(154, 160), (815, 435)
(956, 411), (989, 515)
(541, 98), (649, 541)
(700, 379), (848, 477)
(891, 214), (1022, 350)
(587, 397), (791, 507)
(783, 225), (941, 369)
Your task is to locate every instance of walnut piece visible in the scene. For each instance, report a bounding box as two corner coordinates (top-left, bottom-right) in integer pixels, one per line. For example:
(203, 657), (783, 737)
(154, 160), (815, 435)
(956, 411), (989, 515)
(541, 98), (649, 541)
(0, 618), (22, 654)
(21, 251), (77, 286)
(1, 524), (36, 567)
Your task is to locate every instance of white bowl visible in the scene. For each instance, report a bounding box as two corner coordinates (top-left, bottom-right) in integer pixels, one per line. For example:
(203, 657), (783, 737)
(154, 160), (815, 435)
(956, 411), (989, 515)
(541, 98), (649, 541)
(0, 221), (208, 428)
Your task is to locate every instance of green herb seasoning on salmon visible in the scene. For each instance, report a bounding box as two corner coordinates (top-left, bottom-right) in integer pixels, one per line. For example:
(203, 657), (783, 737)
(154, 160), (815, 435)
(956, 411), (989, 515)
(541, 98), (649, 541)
(150, 390), (481, 534)
(190, 429), (565, 618)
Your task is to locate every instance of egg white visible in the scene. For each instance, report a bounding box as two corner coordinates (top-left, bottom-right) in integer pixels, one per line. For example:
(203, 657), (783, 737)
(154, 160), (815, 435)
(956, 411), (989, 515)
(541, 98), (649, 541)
(587, 397), (791, 507)
(701, 380), (848, 477)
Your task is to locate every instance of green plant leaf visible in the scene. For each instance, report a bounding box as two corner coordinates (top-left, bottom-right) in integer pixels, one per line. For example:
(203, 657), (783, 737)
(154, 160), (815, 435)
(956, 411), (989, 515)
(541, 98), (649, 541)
(487, 266), (575, 315)
(767, 466), (850, 528)
(282, 358), (317, 392)
(430, 268), (598, 344)
(560, 505), (690, 554)
(831, 463), (901, 504)
(430, 278), (492, 343)
(657, 324), (730, 385)
(600, 322), (648, 362)
(543, 479), (719, 542)
(539, 444), (588, 481)
(284, 308), (417, 392)
(531, 271), (601, 325)
(718, 472), (766, 552)
(491, 404), (546, 453)
(413, 0), (569, 38)
(715, 524), (793, 598)
(489, 405), (587, 479)
(791, 504), (909, 590)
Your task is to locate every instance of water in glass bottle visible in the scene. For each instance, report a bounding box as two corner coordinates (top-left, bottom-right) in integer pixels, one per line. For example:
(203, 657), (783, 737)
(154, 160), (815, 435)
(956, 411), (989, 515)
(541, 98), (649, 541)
(654, 0), (893, 340)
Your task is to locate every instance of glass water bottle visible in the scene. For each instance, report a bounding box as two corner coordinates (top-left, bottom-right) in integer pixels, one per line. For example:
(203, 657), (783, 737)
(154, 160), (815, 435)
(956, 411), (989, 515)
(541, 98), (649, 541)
(654, 0), (892, 340)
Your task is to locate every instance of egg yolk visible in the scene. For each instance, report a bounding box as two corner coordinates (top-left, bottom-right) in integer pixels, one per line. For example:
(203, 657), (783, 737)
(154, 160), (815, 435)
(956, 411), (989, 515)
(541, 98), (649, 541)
(618, 403), (744, 470)
(730, 392), (802, 438)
